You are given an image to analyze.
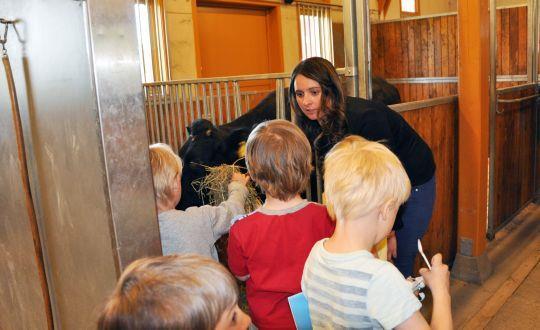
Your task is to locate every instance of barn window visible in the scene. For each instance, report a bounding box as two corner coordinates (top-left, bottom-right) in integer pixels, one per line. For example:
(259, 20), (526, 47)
(298, 4), (334, 63)
(400, 0), (420, 16)
(134, 0), (169, 83)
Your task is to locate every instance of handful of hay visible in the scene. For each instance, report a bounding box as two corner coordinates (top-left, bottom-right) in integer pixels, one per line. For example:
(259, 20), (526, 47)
(193, 163), (261, 213)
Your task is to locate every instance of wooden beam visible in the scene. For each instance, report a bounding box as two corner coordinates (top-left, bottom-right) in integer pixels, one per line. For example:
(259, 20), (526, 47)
(457, 0), (490, 257)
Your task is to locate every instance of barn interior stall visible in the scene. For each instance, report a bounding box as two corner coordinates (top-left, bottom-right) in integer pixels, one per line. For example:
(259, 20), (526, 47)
(1, 0), (539, 328)
(139, 0), (539, 272)
(140, 1), (462, 272)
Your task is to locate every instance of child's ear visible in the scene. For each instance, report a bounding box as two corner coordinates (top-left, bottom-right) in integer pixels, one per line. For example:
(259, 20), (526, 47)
(379, 200), (398, 222)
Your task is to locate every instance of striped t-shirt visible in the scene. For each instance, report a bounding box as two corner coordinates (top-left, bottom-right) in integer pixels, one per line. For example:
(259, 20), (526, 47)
(301, 239), (421, 329)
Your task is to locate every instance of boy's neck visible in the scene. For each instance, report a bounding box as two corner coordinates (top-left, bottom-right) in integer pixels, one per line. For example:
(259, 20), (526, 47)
(325, 214), (379, 254)
(262, 194), (304, 211)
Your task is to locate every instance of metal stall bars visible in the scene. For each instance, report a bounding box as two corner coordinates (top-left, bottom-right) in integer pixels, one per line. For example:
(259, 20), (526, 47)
(142, 69), (347, 203)
(143, 72), (311, 148)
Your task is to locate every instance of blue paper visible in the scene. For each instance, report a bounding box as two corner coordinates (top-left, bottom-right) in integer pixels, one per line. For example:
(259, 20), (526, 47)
(288, 292), (313, 330)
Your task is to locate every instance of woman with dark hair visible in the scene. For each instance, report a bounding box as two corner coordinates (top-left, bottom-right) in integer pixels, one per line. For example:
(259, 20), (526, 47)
(289, 57), (436, 278)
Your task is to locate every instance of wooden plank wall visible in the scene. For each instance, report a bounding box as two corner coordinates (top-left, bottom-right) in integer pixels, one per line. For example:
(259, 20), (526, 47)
(371, 6), (528, 102)
(493, 87), (538, 229)
(400, 102), (458, 269)
(496, 7), (528, 78)
(371, 14), (458, 102)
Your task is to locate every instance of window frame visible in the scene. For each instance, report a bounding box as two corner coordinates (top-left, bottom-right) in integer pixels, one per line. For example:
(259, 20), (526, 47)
(400, 0), (420, 18)
(135, 0), (170, 83)
(297, 3), (335, 64)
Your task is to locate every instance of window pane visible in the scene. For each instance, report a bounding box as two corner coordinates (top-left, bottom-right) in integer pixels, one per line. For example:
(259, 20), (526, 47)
(402, 0), (416, 13)
(299, 4), (334, 63)
(135, 3), (154, 83)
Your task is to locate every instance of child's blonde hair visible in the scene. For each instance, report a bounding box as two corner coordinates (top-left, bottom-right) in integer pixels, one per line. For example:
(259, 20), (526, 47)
(149, 143), (183, 204)
(246, 119), (312, 201)
(323, 136), (411, 221)
(98, 254), (238, 330)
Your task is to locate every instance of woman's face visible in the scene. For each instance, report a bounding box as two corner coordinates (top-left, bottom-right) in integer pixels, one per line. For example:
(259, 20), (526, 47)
(294, 74), (323, 121)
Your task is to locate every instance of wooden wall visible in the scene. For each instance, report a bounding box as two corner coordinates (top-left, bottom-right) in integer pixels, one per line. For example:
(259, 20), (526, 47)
(371, 14), (458, 102)
(493, 87), (538, 230)
(497, 6), (528, 77)
(400, 102), (458, 268)
(371, 6), (529, 102)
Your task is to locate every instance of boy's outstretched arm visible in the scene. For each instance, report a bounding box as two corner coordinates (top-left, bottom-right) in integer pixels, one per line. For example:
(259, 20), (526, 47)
(397, 253), (452, 330)
(206, 172), (249, 238)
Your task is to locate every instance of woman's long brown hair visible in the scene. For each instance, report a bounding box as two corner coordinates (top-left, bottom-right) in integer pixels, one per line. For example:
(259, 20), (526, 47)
(289, 57), (348, 151)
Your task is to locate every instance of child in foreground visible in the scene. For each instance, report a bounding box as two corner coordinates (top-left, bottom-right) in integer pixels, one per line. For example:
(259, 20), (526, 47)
(227, 120), (335, 329)
(302, 136), (452, 329)
(149, 143), (249, 260)
(98, 254), (251, 329)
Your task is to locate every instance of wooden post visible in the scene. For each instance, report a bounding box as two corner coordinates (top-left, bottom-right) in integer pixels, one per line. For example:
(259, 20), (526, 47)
(452, 0), (493, 283)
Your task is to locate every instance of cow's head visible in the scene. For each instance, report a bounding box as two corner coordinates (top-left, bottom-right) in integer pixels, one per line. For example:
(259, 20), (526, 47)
(177, 119), (250, 209)
(176, 89), (291, 210)
(180, 119), (250, 168)
(181, 119), (225, 168)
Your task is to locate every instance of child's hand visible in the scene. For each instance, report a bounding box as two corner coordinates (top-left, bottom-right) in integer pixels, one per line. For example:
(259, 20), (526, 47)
(231, 172), (250, 186)
(419, 253), (450, 296)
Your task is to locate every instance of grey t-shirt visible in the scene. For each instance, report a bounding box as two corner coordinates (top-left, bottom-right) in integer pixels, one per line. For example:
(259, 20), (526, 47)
(302, 239), (421, 329)
(158, 181), (247, 260)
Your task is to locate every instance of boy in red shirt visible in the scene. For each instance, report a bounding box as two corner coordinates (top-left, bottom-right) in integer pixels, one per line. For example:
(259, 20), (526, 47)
(228, 119), (335, 329)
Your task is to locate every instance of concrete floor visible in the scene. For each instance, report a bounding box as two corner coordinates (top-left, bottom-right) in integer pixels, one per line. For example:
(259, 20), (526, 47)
(449, 203), (540, 329)
(486, 262), (540, 329)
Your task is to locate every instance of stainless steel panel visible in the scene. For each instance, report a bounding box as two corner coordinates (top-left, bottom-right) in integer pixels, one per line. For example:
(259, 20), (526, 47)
(0, 0), (119, 327)
(85, 0), (161, 268)
(1, 0), (161, 328)
(343, 0), (369, 98)
(1, 49), (50, 328)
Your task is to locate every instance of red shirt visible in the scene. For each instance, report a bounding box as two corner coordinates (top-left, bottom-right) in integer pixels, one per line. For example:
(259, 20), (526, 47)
(228, 201), (335, 329)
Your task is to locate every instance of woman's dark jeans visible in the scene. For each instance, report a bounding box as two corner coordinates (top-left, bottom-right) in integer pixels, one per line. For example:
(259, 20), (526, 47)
(394, 175), (436, 278)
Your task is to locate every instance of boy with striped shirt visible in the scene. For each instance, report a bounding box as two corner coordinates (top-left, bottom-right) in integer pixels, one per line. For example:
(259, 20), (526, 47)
(302, 136), (452, 329)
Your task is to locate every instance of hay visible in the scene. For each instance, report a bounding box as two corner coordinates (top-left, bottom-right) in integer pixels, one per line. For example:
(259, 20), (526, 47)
(192, 163), (261, 213)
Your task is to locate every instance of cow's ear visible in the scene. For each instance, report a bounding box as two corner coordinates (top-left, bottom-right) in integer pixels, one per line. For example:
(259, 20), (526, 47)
(187, 126), (191, 135)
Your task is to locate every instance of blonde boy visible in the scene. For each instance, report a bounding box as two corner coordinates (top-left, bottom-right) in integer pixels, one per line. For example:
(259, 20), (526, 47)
(98, 254), (251, 329)
(227, 120), (334, 329)
(149, 143), (248, 260)
(302, 136), (452, 329)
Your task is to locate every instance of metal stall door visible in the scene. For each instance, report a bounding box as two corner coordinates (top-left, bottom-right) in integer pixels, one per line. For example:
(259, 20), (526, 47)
(0, 0), (160, 328)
